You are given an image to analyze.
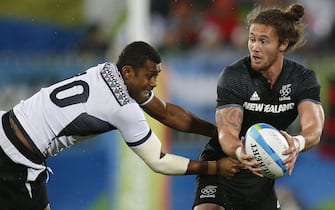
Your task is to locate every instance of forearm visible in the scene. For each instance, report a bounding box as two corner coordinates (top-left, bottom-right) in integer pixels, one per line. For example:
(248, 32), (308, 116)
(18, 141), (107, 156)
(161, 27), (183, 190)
(297, 123), (323, 152)
(216, 106), (243, 159)
(297, 102), (325, 151)
(218, 129), (241, 159)
(165, 103), (216, 137)
(186, 114), (217, 137)
(142, 96), (216, 137)
(186, 160), (218, 175)
(151, 102), (216, 137)
(131, 132), (218, 175)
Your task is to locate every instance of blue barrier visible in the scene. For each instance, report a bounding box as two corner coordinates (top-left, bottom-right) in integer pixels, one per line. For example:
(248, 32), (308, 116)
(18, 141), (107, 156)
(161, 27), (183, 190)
(0, 17), (82, 52)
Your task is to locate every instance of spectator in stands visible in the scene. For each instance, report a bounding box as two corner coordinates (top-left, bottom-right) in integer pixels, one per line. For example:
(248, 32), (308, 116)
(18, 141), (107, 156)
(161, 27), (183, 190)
(161, 0), (202, 52)
(198, 0), (244, 50)
(300, 0), (335, 51)
(77, 23), (109, 60)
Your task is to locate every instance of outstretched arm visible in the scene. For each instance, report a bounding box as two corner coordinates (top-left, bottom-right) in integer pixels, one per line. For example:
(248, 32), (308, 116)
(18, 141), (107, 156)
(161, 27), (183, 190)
(142, 95), (216, 137)
(131, 131), (243, 176)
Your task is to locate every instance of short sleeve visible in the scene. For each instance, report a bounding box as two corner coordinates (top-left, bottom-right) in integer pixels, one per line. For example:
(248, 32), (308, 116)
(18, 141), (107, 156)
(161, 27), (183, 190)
(217, 67), (246, 108)
(296, 70), (321, 104)
(112, 103), (151, 144)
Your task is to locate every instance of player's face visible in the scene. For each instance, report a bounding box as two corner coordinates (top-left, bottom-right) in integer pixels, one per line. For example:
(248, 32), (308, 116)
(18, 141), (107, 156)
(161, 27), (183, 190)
(125, 60), (161, 103)
(248, 23), (285, 72)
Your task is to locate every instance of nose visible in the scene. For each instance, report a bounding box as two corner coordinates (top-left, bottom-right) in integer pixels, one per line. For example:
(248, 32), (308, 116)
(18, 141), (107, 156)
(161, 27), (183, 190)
(250, 41), (260, 52)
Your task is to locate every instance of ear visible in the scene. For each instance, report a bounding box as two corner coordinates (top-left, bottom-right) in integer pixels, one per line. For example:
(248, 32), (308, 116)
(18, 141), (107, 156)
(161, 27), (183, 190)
(121, 65), (134, 80)
(279, 39), (289, 52)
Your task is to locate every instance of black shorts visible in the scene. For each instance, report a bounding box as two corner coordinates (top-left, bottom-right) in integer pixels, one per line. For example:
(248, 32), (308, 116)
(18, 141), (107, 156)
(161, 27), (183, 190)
(0, 143), (49, 210)
(193, 171), (280, 210)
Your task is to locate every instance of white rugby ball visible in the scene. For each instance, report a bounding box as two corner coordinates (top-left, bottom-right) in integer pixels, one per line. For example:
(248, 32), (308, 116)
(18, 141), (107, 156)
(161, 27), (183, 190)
(244, 123), (289, 179)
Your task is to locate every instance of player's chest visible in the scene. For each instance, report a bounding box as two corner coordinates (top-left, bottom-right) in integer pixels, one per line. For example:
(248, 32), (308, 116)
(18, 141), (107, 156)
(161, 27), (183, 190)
(242, 77), (297, 114)
(247, 76), (296, 103)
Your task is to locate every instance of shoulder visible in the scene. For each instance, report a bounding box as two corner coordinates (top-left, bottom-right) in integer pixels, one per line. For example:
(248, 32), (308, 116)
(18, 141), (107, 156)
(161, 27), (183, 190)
(98, 62), (136, 106)
(284, 59), (320, 86)
(218, 56), (250, 87)
(284, 59), (315, 75)
(224, 56), (249, 72)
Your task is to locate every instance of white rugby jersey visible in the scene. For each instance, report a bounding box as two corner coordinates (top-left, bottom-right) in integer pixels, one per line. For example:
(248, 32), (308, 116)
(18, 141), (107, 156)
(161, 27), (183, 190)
(13, 62), (151, 157)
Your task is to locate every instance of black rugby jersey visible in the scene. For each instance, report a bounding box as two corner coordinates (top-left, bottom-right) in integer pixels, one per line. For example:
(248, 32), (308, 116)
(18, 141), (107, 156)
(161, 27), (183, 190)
(200, 56), (320, 161)
(197, 56), (321, 203)
(217, 56), (320, 137)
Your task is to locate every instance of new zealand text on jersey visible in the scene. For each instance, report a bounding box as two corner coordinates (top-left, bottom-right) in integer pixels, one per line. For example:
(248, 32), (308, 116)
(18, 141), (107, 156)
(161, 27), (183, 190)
(243, 102), (295, 113)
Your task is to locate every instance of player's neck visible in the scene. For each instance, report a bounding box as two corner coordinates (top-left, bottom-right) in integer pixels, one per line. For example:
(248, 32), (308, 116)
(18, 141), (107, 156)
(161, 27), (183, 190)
(262, 57), (284, 88)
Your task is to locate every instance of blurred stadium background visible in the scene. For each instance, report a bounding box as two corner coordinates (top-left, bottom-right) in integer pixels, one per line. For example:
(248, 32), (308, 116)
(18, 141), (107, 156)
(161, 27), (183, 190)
(0, 0), (334, 209)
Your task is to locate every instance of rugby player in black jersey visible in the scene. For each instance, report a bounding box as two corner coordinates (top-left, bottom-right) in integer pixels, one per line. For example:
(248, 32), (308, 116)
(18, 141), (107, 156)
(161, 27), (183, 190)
(0, 41), (243, 210)
(193, 3), (325, 210)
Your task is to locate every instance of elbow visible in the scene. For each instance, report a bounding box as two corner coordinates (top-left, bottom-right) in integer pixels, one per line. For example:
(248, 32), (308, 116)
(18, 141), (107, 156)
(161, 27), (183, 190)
(144, 153), (189, 175)
(312, 136), (321, 148)
(314, 130), (323, 146)
(315, 125), (324, 144)
(308, 129), (323, 149)
(147, 161), (170, 175)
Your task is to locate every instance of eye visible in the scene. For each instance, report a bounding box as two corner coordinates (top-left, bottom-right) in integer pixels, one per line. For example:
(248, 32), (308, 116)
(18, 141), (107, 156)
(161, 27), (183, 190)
(249, 37), (256, 42)
(260, 39), (268, 44)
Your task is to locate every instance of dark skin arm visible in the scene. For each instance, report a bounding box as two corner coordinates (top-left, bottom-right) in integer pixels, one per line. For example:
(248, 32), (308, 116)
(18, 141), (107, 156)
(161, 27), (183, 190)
(142, 95), (217, 137)
(186, 158), (243, 177)
(156, 152), (242, 177)
(144, 97), (243, 176)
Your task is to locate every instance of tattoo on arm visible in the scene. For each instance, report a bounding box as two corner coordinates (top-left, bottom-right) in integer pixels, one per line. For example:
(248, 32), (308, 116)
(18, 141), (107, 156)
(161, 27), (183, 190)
(216, 107), (243, 132)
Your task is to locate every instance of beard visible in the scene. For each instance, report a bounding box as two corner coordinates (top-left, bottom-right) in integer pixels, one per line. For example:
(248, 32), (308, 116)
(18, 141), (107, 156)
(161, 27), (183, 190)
(250, 51), (279, 72)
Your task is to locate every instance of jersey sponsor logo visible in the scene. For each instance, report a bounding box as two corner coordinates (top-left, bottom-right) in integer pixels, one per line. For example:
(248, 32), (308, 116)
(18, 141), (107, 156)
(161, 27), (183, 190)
(100, 62), (131, 106)
(200, 185), (217, 199)
(243, 102), (295, 113)
(250, 91), (260, 101)
(279, 84), (292, 101)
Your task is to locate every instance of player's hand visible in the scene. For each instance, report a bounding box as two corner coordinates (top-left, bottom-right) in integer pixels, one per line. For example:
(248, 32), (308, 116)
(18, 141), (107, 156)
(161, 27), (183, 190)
(216, 157), (244, 177)
(281, 131), (299, 176)
(237, 137), (263, 177)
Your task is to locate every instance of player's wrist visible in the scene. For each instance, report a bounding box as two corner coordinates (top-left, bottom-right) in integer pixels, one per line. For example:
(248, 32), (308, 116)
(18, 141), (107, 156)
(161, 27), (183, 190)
(208, 161), (217, 175)
(235, 146), (242, 162)
(293, 135), (305, 152)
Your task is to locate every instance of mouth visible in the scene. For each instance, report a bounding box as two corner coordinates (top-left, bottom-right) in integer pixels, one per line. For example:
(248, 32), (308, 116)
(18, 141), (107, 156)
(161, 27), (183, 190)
(251, 55), (262, 64)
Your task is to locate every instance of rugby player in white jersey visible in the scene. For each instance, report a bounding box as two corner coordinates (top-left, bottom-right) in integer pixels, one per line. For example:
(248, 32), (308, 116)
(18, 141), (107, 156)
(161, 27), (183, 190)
(0, 41), (243, 210)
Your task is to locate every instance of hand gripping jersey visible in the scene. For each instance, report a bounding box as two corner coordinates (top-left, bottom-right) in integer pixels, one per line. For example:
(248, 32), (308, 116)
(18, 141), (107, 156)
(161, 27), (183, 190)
(13, 62), (151, 158)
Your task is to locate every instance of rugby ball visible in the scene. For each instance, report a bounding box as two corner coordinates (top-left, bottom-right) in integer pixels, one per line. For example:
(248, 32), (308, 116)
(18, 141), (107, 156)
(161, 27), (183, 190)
(244, 123), (289, 179)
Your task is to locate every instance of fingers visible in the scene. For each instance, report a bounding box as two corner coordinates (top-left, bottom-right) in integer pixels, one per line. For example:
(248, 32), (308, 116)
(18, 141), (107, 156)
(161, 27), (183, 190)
(281, 131), (298, 154)
(280, 130), (299, 176)
(217, 157), (244, 177)
(284, 155), (297, 176)
(239, 151), (264, 177)
(230, 167), (240, 176)
(247, 166), (264, 177)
